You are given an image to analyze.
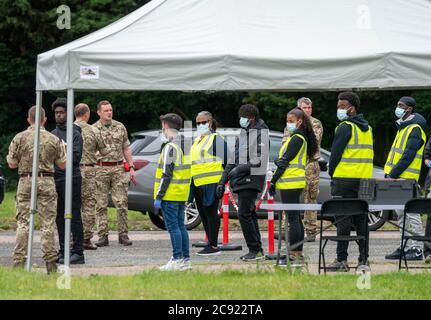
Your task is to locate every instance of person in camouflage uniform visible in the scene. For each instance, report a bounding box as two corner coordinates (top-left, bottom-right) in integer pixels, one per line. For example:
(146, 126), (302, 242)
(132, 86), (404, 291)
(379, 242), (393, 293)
(7, 106), (66, 274)
(93, 100), (136, 247)
(283, 97), (323, 241)
(74, 103), (110, 250)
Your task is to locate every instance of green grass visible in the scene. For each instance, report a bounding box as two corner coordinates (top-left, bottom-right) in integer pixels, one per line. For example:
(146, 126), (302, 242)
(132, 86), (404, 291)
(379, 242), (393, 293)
(0, 267), (431, 299)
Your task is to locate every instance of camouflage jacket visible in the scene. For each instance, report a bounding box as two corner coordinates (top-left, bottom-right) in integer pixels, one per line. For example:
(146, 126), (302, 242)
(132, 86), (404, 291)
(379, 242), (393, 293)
(7, 126), (66, 173)
(92, 119), (130, 162)
(75, 120), (110, 164)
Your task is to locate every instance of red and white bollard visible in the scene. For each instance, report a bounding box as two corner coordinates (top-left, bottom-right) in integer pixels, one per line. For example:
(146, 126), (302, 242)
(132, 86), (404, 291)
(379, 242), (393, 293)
(219, 183), (242, 251)
(265, 185), (277, 259)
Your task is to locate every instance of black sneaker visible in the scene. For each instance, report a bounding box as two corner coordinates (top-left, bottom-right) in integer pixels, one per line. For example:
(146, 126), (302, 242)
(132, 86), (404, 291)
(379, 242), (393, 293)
(240, 250), (265, 262)
(196, 246), (221, 256)
(326, 259), (349, 272)
(385, 248), (401, 260)
(403, 248), (424, 261)
(70, 253), (85, 265)
(57, 252), (64, 264)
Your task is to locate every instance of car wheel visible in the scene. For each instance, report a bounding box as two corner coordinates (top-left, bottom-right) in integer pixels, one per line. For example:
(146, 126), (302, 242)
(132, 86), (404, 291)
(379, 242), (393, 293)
(368, 210), (390, 231)
(147, 201), (202, 230)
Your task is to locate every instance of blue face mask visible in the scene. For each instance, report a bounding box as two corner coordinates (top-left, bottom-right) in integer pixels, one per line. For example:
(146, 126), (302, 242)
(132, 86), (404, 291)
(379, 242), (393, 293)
(395, 107), (406, 119)
(337, 109), (349, 121)
(239, 117), (250, 128)
(286, 122), (297, 133)
(197, 123), (210, 134)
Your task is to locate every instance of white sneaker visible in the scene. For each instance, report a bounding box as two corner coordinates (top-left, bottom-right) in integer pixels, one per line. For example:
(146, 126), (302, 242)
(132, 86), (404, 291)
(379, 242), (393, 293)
(180, 258), (193, 270)
(158, 257), (183, 271)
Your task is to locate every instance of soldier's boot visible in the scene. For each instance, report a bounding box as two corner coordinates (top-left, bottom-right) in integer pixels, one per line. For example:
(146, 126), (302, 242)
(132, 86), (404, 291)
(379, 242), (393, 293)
(95, 236), (109, 247)
(83, 239), (98, 250)
(46, 261), (58, 275)
(13, 260), (25, 269)
(305, 231), (317, 242)
(119, 234), (132, 246)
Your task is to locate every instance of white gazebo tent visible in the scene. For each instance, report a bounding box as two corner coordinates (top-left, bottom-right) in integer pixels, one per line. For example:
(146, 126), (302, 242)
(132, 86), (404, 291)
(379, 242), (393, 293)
(29, 0), (431, 270)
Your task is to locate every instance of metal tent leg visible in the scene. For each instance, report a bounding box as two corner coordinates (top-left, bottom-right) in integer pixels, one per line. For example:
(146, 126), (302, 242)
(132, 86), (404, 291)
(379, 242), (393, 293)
(64, 89), (74, 269)
(26, 91), (43, 272)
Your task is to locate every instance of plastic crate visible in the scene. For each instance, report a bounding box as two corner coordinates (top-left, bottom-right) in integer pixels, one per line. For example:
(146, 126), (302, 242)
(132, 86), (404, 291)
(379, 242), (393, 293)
(368, 179), (417, 205)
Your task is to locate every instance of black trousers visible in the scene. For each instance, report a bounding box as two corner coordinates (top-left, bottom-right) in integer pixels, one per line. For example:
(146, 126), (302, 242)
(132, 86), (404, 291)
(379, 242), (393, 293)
(280, 189), (304, 252)
(193, 184), (220, 247)
(237, 189), (262, 253)
(55, 176), (84, 255)
(331, 178), (369, 262)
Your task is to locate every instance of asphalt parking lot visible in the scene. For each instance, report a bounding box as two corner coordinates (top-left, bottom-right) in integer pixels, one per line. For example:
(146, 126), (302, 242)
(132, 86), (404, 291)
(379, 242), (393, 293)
(2, 230), (428, 275)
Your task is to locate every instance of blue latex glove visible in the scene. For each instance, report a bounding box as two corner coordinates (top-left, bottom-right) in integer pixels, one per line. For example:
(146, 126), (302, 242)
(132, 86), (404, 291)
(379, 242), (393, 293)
(427, 161), (431, 168)
(154, 199), (162, 209)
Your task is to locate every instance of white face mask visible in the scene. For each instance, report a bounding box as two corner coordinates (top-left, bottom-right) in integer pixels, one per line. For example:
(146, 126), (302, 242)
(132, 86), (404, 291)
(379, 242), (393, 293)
(286, 122), (297, 133)
(197, 123), (210, 134)
(161, 129), (169, 142)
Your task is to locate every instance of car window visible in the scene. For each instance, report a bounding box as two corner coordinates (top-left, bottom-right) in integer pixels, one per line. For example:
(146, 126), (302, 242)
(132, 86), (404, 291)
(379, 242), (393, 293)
(269, 136), (282, 162)
(130, 136), (157, 155)
(139, 136), (163, 155)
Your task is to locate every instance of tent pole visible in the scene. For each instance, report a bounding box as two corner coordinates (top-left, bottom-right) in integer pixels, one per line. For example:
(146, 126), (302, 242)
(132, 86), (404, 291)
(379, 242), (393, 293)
(64, 89), (74, 268)
(26, 91), (42, 272)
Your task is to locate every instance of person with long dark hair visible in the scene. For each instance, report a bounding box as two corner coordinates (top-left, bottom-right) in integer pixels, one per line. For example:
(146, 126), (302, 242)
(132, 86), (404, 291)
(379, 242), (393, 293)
(269, 107), (318, 265)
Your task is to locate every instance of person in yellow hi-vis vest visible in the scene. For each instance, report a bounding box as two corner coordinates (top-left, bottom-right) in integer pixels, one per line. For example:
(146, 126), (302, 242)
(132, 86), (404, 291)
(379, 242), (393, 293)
(327, 92), (374, 273)
(190, 111), (229, 256)
(154, 113), (192, 271)
(269, 107), (318, 266)
(384, 96), (426, 262)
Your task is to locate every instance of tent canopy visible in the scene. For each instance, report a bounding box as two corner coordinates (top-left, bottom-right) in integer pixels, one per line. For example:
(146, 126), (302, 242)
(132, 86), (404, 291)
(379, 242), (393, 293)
(36, 0), (431, 92)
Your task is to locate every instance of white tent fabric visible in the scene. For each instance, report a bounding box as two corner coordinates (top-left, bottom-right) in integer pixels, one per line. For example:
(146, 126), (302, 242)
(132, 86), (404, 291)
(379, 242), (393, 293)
(37, 0), (431, 91)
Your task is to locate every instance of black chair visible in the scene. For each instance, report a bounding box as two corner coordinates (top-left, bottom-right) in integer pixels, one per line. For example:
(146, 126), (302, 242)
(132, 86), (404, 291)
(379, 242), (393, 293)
(399, 199), (431, 271)
(318, 199), (369, 274)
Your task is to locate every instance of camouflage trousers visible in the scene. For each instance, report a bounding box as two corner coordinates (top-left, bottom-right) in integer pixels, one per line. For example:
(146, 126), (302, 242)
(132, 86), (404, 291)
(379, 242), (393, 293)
(14, 177), (58, 264)
(95, 165), (129, 237)
(303, 161), (320, 234)
(81, 166), (97, 241)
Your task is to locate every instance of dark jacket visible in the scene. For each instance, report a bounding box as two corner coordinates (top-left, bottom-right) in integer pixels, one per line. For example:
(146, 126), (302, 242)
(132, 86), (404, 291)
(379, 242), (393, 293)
(387, 113), (426, 179)
(155, 135), (186, 201)
(271, 129), (306, 184)
(52, 123), (83, 180)
(423, 136), (431, 190)
(220, 118), (269, 193)
(328, 114), (369, 178)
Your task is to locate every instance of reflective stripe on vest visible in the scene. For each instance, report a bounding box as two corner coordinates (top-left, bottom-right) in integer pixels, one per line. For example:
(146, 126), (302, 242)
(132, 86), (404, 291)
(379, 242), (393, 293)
(191, 133), (224, 187)
(154, 142), (191, 201)
(333, 121), (374, 179)
(384, 124), (426, 181)
(275, 134), (307, 190)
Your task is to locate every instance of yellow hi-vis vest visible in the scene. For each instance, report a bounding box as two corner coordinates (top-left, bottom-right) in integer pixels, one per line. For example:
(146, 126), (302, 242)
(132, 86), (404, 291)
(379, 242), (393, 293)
(275, 134), (307, 190)
(191, 133), (224, 187)
(333, 121), (374, 179)
(384, 124), (426, 181)
(154, 142), (191, 201)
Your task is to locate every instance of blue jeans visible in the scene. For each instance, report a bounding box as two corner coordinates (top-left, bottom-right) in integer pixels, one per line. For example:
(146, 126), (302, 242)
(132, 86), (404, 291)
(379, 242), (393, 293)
(161, 201), (189, 259)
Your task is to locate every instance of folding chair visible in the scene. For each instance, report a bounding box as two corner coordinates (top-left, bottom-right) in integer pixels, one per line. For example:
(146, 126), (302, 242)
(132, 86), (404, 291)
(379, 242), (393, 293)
(318, 199), (369, 274)
(399, 198), (431, 271)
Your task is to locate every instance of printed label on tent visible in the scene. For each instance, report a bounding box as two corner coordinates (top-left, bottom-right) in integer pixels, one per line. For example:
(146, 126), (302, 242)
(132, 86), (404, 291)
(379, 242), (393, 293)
(80, 66), (99, 79)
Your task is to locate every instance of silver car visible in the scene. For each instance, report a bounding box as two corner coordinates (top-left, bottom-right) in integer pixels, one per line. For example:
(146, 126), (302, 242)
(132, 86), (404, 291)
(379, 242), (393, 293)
(127, 129), (390, 231)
